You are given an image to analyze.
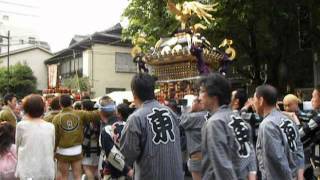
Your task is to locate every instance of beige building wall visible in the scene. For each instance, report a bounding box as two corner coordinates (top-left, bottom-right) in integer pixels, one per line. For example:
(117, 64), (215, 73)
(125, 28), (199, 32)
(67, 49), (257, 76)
(0, 48), (53, 90)
(82, 44), (135, 97)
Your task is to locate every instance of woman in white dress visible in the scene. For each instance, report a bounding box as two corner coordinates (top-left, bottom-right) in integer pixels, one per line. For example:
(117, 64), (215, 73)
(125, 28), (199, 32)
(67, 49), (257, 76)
(15, 94), (55, 180)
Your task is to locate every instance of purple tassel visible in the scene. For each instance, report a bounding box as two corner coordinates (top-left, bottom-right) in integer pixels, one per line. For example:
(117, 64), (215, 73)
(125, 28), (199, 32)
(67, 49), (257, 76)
(190, 45), (210, 75)
(219, 54), (231, 76)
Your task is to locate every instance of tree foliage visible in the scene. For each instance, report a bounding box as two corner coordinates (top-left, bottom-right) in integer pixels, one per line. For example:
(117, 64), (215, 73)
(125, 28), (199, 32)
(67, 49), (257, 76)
(122, 0), (320, 93)
(122, 0), (179, 49)
(0, 63), (37, 98)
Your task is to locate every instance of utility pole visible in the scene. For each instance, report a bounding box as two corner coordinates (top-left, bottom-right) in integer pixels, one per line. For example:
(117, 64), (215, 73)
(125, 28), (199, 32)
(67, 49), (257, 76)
(314, 52), (319, 87)
(0, 30), (10, 93)
(7, 31), (10, 93)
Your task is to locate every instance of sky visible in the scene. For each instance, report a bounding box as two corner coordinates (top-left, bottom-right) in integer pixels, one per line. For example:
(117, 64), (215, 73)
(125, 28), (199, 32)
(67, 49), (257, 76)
(0, 0), (129, 52)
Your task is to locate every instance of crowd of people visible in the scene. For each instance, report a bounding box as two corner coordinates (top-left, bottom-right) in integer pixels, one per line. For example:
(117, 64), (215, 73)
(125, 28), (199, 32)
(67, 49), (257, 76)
(0, 93), (133, 180)
(0, 73), (319, 180)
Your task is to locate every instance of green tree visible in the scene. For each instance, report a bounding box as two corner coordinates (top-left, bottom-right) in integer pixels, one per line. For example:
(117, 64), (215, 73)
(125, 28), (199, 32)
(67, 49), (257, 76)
(62, 75), (90, 92)
(123, 0), (320, 93)
(0, 63), (37, 98)
(122, 0), (178, 49)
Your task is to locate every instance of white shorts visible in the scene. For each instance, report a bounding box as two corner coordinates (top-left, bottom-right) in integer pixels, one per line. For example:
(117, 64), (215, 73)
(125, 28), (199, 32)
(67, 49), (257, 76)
(82, 153), (99, 166)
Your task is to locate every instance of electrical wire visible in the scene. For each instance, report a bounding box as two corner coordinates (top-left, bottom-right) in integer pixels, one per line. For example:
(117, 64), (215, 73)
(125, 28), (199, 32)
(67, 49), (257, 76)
(0, 0), (39, 9)
(47, 50), (128, 62)
(0, 43), (25, 46)
(0, 10), (39, 17)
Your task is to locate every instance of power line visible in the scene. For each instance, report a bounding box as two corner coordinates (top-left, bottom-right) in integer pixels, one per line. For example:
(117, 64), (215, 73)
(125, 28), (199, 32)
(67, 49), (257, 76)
(0, 0), (39, 9)
(5, 35), (38, 39)
(0, 10), (39, 17)
(0, 43), (25, 46)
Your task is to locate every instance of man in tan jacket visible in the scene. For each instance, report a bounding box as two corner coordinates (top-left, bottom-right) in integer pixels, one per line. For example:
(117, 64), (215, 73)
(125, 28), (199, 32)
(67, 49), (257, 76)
(53, 94), (100, 180)
(0, 93), (17, 127)
(44, 96), (61, 123)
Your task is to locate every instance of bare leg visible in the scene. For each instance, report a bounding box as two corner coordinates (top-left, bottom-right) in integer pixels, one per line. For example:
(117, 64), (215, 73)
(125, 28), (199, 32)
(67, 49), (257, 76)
(57, 160), (69, 180)
(83, 165), (98, 180)
(248, 173), (257, 180)
(71, 159), (82, 180)
(191, 171), (201, 180)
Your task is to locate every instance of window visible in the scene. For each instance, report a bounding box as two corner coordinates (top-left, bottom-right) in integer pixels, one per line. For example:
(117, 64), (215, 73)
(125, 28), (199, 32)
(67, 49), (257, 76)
(106, 88), (125, 94)
(28, 37), (36, 44)
(115, 52), (136, 73)
(59, 55), (84, 78)
(60, 60), (71, 77)
(75, 58), (79, 71)
(71, 59), (75, 73)
(2, 15), (9, 21)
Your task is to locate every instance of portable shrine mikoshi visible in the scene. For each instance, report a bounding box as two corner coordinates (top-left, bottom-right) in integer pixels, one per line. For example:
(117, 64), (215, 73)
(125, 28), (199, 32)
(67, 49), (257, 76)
(144, 32), (226, 99)
(131, 0), (236, 100)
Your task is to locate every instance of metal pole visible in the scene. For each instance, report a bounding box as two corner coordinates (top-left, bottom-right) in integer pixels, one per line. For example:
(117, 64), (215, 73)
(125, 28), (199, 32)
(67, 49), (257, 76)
(297, 5), (302, 49)
(7, 31), (10, 93)
(314, 52), (318, 87)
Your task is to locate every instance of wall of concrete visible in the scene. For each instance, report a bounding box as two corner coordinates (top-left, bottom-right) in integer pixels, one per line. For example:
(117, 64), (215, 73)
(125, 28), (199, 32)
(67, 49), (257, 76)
(82, 44), (135, 97)
(0, 48), (53, 90)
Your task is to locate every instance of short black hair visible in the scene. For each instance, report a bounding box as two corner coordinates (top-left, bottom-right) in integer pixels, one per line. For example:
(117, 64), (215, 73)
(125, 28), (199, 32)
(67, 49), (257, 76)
(131, 73), (155, 102)
(59, 94), (73, 108)
(73, 101), (82, 110)
(123, 99), (130, 106)
(3, 93), (16, 105)
(81, 95), (91, 100)
(81, 99), (94, 111)
(235, 88), (247, 109)
(117, 103), (130, 121)
(200, 73), (231, 106)
(255, 85), (278, 106)
(22, 94), (45, 118)
(50, 96), (61, 110)
(99, 96), (112, 106)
